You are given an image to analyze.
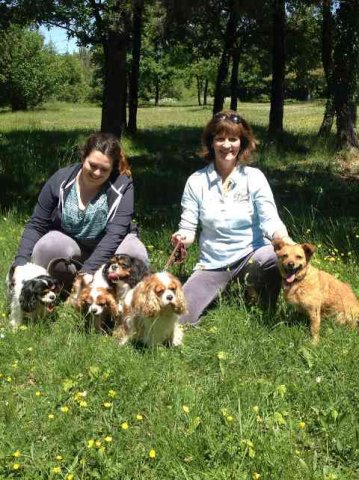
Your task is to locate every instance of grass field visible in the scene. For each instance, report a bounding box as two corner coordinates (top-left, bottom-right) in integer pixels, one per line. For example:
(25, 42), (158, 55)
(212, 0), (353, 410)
(0, 101), (358, 479)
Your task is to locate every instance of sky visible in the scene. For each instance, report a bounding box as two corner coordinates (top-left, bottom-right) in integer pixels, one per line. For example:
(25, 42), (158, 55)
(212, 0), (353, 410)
(40, 26), (78, 54)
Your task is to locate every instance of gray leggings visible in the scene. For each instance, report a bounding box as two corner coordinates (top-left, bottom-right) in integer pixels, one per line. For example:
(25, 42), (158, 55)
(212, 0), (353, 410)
(180, 244), (281, 325)
(32, 231), (148, 294)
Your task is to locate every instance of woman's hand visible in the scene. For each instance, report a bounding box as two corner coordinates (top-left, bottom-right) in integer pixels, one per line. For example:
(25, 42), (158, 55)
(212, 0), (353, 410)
(171, 230), (195, 247)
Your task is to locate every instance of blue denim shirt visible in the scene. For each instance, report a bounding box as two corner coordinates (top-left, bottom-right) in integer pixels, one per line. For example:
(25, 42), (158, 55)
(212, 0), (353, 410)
(179, 163), (288, 270)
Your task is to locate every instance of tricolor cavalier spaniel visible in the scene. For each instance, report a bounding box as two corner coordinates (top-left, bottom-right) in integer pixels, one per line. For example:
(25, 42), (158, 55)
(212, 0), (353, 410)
(7, 263), (61, 328)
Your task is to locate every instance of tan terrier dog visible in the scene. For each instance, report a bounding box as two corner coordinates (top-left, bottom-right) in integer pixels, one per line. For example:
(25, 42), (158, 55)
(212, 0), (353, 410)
(273, 240), (359, 344)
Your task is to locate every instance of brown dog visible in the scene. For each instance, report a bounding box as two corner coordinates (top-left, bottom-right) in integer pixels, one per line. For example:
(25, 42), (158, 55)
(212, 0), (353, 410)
(273, 240), (359, 344)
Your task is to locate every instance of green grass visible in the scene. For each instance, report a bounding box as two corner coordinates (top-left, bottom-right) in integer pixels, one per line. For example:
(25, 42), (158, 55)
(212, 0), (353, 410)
(0, 101), (359, 479)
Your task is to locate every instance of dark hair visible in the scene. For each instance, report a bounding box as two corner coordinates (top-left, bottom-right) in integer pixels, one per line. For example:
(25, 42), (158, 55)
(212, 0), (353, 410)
(81, 132), (131, 176)
(200, 110), (258, 165)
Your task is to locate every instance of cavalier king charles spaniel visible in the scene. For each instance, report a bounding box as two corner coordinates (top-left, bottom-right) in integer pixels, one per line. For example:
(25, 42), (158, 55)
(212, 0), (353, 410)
(70, 274), (119, 333)
(115, 271), (187, 347)
(7, 263), (61, 329)
(102, 254), (151, 304)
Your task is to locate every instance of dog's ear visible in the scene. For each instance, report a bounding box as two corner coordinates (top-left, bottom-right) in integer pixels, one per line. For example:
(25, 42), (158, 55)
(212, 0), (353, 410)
(301, 243), (316, 261)
(272, 239), (285, 251)
(19, 280), (38, 312)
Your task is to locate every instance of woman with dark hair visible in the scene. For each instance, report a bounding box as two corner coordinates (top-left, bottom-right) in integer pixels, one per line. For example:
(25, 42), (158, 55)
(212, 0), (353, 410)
(172, 110), (294, 325)
(11, 132), (148, 294)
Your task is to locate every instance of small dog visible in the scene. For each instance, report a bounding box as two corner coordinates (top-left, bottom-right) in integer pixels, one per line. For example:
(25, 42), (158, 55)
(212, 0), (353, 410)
(74, 284), (119, 332)
(116, 271), (187, 347)
(7, 263), (61, 329)
(273, 240), (359, 344)
(102, 254), (151, 304)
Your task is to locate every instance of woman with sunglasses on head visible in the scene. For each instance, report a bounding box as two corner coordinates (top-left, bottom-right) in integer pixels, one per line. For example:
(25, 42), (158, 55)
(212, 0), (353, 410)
(171, 110), (294, 325)
(10, 132), (148, 296)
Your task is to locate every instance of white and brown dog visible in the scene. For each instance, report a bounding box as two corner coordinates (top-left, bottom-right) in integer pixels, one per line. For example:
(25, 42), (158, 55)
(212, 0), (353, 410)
(69, 272), (118, 333)
(115, 271), (187, 347)
(7, 263), (61, 329)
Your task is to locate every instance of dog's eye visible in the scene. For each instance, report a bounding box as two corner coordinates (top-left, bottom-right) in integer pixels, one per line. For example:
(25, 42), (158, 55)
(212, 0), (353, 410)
(155, 287), (165, 295)
(295, 255), (304, 260)
(110, 265), (118, 271)
(98, 302), (105, 307)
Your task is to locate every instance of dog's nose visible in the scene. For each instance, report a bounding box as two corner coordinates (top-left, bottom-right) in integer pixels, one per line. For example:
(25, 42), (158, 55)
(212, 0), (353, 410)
(288, 261), (295, 269)
(49, 292), (56, 301)
(166, 294), (174, 301)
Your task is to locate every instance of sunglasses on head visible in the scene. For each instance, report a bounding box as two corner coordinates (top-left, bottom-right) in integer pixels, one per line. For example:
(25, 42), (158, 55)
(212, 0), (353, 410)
(213, 113), (242, 124)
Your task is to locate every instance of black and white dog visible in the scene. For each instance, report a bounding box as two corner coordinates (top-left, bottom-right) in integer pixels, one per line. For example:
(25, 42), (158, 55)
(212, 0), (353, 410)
(7, 263), (61, 328)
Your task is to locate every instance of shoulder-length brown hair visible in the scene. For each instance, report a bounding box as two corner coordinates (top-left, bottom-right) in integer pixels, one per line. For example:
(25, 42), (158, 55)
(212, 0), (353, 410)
(81, 132), (131, 177)
(200, 110), (258, 165)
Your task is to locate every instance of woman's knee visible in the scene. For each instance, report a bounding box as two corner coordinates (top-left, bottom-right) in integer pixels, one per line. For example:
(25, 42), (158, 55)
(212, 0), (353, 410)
(32, 231), (81, 268)
(115, 233), (149, 264)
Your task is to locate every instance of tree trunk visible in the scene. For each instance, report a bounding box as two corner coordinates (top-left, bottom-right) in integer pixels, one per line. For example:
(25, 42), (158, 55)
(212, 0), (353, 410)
(155, 79), (160, 106)
(196, 75), (202, 106)
(127, 0), (144, 134)
(213, 0), (239, 114)
(101, 33), (128, 137)
(333, 0), (359, 149)
(203, 78), (208, 105)
(318, 0), (335, 136)
(230, 46), (240, 111)
(319, 96), (335, 136)
(268, 0), (286, 135)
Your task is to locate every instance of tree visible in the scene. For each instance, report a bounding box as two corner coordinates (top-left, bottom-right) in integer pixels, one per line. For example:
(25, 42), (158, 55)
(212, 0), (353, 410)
(268, 0), (286, 135)
(0, 25), (58, 111)
(332, 0), (359, 149)
(318, 0), (335, 136)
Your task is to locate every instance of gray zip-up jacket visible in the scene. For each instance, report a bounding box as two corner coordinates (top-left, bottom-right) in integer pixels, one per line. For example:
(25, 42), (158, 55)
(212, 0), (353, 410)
(14, 163), (137, 273)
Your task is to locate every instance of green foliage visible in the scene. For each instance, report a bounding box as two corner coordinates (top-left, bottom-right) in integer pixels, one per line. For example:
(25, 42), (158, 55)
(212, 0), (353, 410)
(54, 51), (94, 103)
(0, 25), (59, 110)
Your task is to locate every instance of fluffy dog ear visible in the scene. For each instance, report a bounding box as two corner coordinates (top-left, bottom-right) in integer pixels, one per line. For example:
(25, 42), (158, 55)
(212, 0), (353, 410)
(174, 286), (187, 315)
(19, 280), (38, 312)
(301, 243), (316, 260)
(272, 239), (285, 251)
(134, 280), (161, 317)
(129, 258), (151, 287)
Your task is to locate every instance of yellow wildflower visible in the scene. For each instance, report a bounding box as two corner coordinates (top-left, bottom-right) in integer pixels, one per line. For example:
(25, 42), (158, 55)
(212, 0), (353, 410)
(87, 439), (95, 448)
(19, 325), (28, 330)
(182, 405), (190, 414)
(13, 450), (21, 458)
(52, 466), (61, 474)
(35, 391), (41, 397)
(56, 455), (63, 461)
(136, 414), (143, 420)
(60, 406), (69, 413)
(252, 473), (261, 480)
(121, 422), (129, 430)
(252, 405), (259, 414)
(79, 401), (87, 408)
(104, 436), (112, 443)
(95, 440), (102, 447)
(298, 421), (306, 429)
(103, 402), (112, 408)
(48, 414), (55, 420)
(66, 475), (74, 480)
(226, 415), (234, 422)
(12, 463), (21, 470)
(149, 449), (156, 459)
(108, 389), (117, 398)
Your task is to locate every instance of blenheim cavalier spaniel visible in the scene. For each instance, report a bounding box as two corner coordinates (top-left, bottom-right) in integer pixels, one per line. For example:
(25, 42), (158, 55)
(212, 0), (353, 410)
(115, 271), (187, 347)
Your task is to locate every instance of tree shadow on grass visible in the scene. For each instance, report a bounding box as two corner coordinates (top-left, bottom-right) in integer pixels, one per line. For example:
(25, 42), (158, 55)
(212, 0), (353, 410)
(1, 124), (358, 225)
